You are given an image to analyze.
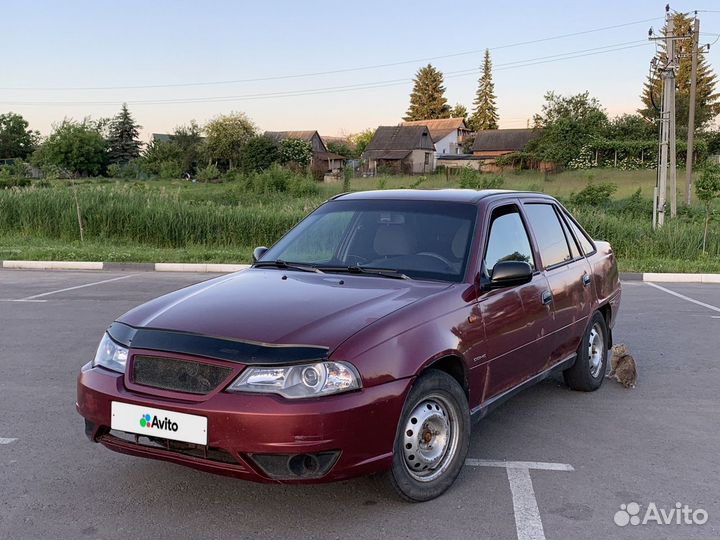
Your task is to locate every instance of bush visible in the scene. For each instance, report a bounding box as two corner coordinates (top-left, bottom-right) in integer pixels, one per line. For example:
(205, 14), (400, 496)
(106, 163), (123, 178)
(0, 177), (31, 189)
(244, 164), (313, 194)
(570, 181), (617, 206)
(159, 161), (183, 179)
(197, 163), (221, 182)
(458, 167), (504, 189)
(240, 135), (279, 174)
(278, 139), (312, 168)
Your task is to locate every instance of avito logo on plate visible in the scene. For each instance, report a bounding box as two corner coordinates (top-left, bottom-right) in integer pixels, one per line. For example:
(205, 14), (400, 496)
(139, 413), (179, 432)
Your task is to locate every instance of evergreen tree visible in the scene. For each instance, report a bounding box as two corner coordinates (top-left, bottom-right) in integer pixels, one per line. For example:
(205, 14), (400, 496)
(450, 103), (468, 121)
(403, 64), (451, 121)
(469, 49), (499, 131)
(640, 13), (720, 136)
(107, 103), (141, 164)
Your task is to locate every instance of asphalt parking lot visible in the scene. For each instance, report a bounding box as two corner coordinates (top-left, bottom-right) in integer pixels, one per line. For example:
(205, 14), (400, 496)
(0, 269), (719, 540)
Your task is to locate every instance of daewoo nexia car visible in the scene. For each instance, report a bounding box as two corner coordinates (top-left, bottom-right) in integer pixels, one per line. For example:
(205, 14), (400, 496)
(77, 189), (621, 501)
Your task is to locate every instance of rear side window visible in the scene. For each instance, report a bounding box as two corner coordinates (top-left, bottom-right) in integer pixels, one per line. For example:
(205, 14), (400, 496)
(523, 203), (572, 268)
(564, 213), (596, 255)
(484, 205), (535, 273)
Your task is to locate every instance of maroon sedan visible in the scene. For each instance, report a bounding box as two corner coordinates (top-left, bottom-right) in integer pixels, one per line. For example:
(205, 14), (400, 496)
(77, 189), (621, 501)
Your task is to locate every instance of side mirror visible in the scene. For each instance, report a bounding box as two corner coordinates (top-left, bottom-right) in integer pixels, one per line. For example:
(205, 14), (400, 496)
(252, 246), (268, 263)
(488, 261), (533, 289)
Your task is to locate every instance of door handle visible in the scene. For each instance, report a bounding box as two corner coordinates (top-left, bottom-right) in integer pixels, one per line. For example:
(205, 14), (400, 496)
(541, 290), (553, 305)
(582, 274), (591, 287)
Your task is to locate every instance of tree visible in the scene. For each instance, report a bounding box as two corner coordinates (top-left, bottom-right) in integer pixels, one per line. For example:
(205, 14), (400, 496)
(278, 138), (312, 168)
(351, 128), (375, 156)
(141, 139), (183, 176)
(469, 50), (499, 131)
(606, 113), (656, 140)
(33, 120), (108, 176)
(640, 13), (720, 135)
(695, 163), (720, 252)
(240, 135), (279, 173)
(107, 103), (141, 165)
(327, 140), (355, 159)
(403, 64), (451, 121)
(172, 121), (203, 174)
(204, 112), (256, 170)
(0, 112), (39, 159)
(528, 91), (609, 165)
(450, 103), (468, 122)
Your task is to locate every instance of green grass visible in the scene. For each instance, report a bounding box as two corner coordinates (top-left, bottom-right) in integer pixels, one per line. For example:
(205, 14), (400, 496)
(1, 169), (718, 273)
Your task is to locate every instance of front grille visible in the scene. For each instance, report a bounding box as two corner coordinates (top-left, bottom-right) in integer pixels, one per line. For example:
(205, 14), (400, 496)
(132, 355), (233, 394)
(104, 430), (240, 466)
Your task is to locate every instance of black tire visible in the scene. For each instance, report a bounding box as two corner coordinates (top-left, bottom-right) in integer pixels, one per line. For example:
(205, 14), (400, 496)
(563, 311), (608, 392)
(385, 369), (470, 502)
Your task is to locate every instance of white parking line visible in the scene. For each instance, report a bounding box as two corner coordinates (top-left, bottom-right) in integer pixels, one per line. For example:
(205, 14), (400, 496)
(0, 438), (17, 444)
(18, 274), (136, 301)
(465, 459), (574, 471)
(646, 282), (720, 313)
(465, 459), (574, 540)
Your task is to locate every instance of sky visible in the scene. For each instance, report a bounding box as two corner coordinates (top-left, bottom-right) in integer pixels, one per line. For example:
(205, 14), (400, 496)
(3, 0), (720, 141)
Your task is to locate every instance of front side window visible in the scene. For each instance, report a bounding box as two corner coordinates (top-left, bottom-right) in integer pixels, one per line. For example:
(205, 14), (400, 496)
(523, 203), (572, 268)
(261, 200), (477, 282)
(484, 205), (535, 273)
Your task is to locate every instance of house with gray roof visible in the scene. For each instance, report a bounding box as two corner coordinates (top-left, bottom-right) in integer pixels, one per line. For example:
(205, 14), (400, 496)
(471, 128), (540, 159)
(401, 118), (469, 156)
(363, 125), (436, 175)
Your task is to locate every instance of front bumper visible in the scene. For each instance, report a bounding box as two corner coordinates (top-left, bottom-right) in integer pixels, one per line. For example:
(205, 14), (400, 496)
(77, 362), (410, 483)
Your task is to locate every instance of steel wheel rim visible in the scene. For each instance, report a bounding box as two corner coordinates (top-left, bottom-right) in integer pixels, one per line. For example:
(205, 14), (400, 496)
(401, 394), (459, 482)
(588, 323), (604, 378)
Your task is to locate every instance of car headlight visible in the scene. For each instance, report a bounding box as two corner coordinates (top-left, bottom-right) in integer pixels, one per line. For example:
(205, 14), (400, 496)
(226, 361), (361, 399)
(92, 333), (129, 373)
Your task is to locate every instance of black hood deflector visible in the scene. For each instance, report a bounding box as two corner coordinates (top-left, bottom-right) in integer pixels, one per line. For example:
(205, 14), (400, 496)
(107, 322), (329, 365)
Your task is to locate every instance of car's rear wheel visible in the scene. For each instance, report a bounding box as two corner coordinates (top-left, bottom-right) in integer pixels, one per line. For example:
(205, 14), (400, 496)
(563, 311), (608, 392)
(385, 369), (470, 502)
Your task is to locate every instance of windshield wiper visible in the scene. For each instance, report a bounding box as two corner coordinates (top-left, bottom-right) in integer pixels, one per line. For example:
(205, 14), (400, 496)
(318, 265), (410, 280)
(254, 259), (324, 273)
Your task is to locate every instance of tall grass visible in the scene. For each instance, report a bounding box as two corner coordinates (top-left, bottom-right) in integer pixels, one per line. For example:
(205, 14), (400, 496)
(0, 179), (718, 265)
(0, 185), (317, 249)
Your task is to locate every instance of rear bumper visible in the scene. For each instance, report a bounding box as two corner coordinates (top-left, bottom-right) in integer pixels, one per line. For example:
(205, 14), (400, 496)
(76, 362), (410, 483)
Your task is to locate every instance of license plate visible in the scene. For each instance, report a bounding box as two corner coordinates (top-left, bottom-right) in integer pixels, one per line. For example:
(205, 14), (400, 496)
(111, 401), (207, 445)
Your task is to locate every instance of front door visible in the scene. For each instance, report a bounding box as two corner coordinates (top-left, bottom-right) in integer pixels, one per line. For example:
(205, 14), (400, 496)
(478, 203), (554, 400)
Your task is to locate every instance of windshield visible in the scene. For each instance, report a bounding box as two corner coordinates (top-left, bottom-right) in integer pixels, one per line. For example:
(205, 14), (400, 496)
(259, 199), (477, 282)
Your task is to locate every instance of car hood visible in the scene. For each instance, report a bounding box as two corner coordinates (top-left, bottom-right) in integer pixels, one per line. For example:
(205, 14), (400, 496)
(118, 268), (451, 353)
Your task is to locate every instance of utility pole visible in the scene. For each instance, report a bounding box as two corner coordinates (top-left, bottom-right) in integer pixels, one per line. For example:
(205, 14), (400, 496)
(649, 8), (682, 229)
(685, 15), (700, 206)
(669, 22), (677, 219)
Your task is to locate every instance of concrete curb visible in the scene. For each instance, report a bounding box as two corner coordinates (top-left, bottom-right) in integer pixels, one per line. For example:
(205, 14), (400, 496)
(1, 260), (250, 273)
(619, 272), (720, 283)
(0, 261), (717, 281)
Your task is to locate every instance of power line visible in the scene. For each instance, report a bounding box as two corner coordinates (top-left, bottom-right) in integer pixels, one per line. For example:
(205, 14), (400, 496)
(0, 42), (652, 107)
(0, 17), (660, 91)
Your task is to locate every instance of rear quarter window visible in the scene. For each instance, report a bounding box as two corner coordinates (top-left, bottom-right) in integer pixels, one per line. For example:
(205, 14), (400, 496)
(564, 212), (596, 255)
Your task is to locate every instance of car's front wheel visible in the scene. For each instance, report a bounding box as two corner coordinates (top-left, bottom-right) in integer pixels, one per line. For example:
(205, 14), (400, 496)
(386, 369), (470, 502)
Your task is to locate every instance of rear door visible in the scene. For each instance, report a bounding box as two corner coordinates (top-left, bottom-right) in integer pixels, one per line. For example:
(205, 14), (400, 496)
(522, 201), (593, 366)
(478, 202), (554, 399)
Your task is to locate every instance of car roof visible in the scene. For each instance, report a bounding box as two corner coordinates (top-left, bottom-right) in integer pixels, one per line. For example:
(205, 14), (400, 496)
(332, 189), (556, 204)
